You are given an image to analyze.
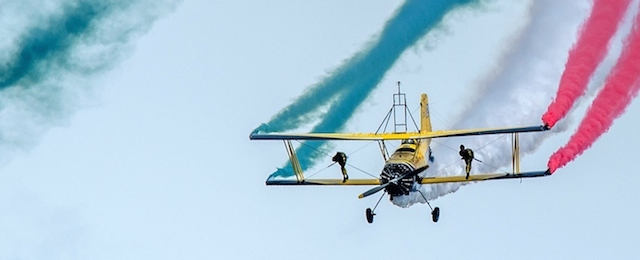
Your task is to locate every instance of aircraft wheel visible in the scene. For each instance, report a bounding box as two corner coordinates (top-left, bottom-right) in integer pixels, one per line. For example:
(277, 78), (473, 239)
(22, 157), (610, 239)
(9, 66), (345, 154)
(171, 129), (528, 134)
(365, 208), (375, 224)
(431, 207), (440, 223)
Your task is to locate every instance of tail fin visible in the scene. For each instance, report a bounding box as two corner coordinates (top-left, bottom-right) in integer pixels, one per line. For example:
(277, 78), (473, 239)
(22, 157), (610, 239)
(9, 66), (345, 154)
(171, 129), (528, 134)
(420, 94), (432, 133)
(421, 94), (433, 163)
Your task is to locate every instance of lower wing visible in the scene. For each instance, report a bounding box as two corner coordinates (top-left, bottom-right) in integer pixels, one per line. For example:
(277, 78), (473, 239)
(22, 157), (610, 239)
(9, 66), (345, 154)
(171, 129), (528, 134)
(264, 170), (550, 186)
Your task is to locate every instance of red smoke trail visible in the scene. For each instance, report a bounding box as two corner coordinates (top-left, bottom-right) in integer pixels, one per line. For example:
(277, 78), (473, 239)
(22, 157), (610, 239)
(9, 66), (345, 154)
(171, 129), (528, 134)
(542, 0), (631, 128)
(548, 5), (640, 173)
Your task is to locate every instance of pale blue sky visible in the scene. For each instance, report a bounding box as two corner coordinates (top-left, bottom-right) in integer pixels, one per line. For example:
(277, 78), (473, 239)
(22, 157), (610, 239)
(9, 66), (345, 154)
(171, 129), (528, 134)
(0, 0), (639, 259)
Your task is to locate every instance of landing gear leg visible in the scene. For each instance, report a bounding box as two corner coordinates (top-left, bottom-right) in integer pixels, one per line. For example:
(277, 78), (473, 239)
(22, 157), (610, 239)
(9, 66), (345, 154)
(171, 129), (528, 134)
(365, 191), (386, 224)
(417, 190), (440, 223)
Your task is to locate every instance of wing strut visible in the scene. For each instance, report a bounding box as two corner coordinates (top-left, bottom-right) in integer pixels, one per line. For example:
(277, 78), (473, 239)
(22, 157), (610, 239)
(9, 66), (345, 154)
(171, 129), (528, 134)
(512, 133), (520, 174)
(283, 140), (304, 182)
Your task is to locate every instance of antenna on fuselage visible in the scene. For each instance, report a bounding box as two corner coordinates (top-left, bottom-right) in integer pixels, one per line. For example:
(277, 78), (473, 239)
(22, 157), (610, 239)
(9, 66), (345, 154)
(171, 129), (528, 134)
(392, 81), (408, 133)
(374, 81), (420, 160)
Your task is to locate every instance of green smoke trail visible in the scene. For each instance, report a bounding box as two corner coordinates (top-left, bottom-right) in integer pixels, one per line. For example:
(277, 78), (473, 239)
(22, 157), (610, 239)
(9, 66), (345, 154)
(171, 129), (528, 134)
(0, 1), (107, 88)
(0, 0), (177, 89)
(0, 0), (178, 162)
(258, 0), (478, 178)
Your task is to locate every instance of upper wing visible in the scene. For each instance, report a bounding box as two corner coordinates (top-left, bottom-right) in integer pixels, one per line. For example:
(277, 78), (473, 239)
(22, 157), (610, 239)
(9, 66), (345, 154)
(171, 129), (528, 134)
(250, 125), (549, 141)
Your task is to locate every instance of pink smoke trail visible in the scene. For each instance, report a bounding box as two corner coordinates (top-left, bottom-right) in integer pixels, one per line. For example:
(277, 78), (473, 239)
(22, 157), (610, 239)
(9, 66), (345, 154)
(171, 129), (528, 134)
(542, 0), (631, 128)
(548, 4), (640, 173)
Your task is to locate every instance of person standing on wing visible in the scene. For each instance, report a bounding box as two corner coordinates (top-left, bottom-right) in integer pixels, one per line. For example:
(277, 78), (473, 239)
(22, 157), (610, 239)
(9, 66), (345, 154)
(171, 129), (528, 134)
(459, 145), (474, 179)
(332, 152), (348, 182)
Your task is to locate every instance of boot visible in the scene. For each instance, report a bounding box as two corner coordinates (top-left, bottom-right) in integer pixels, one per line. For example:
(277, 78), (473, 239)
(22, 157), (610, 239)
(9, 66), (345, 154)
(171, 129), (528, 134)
(341, 167), (349, 182)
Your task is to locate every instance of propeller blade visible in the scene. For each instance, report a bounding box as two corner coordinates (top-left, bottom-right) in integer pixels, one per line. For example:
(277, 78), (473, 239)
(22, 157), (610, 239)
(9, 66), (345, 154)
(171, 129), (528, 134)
(358, 183), (390, 199)
(398, 165), (428, 180)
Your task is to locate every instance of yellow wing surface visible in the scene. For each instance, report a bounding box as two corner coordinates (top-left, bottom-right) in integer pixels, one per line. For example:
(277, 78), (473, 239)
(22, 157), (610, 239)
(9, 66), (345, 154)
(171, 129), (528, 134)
(419, 170), (550, 184)
(265, 170), (550, 186)
(250, 125), (549, 141)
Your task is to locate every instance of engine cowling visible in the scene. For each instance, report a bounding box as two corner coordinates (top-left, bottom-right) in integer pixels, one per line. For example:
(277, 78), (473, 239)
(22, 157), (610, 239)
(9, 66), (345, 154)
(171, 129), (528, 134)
(380, 163), (416, 197)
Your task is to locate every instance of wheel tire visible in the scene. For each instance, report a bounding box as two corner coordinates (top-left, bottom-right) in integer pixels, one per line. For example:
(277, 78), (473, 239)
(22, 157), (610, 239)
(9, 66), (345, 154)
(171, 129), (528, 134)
(431, 207), (440, 223)
(366, 208), (374, 224)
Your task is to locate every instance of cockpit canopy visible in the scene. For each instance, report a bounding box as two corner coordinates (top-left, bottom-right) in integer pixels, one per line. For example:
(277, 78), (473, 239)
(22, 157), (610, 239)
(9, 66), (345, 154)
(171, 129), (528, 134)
(401, 139), (416, 144)
(396, 139), (417, 153)
(396, 147), (416, 153)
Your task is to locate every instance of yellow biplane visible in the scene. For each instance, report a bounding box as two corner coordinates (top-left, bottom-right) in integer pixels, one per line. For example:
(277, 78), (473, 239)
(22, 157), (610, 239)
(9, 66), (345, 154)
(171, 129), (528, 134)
(250, 84), (551, 223)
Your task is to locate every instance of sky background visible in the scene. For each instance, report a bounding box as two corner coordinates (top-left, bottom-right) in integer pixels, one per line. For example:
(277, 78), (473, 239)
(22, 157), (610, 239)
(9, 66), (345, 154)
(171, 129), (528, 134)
(1, 0), (639, 259)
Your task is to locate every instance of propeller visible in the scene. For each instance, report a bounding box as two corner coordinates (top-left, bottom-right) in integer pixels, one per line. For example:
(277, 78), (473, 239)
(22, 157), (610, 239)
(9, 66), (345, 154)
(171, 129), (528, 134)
(358, 182), (391, 199)
(358, 165), (428, 199)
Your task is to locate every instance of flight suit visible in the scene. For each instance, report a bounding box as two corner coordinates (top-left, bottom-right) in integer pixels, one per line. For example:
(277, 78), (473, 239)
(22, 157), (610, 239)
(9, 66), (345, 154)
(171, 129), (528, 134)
(332, 152), (349, 182)
(459, 146), (474, 179)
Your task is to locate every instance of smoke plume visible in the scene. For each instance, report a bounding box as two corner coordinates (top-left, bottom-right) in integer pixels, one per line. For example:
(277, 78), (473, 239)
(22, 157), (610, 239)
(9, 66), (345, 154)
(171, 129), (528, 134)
(548, 1), (640, 172)
(0, 0), (178, 163)
(542, 0), (631, 128)
(392, 0), (592, 207)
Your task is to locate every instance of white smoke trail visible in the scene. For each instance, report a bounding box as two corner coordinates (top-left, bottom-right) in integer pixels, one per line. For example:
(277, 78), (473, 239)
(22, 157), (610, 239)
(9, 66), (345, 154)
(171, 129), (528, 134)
(392, 0), (592, 207)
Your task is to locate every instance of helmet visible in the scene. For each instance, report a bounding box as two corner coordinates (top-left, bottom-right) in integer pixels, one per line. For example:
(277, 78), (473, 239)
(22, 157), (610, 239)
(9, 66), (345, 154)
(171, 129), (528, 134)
(460, 144), (465, 150)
